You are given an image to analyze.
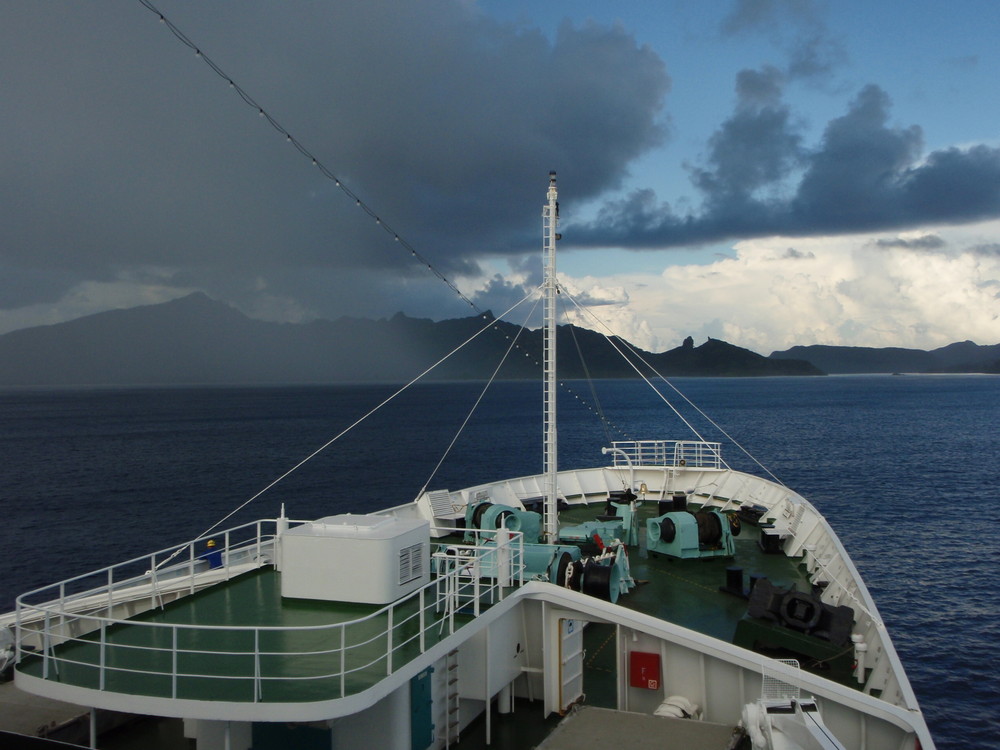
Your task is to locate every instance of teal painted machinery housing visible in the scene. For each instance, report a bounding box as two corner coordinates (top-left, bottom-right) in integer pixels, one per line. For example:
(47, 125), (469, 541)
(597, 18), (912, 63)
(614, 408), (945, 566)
(464, 501), (542, 544)
(646, 509), (736, 559)
(558, 500), (639, 548)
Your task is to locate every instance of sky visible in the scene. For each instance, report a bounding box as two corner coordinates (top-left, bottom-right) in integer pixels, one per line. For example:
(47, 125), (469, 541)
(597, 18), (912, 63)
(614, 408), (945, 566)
(3, 0), (999, 353)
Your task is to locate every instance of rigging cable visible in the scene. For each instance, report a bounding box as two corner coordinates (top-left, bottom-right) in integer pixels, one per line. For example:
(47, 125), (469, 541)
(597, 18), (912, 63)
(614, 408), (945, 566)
(562, 291), (715, 448)
(625, 333), (787, 486)
(135, 0), (645, 524)
(564, 303), (617, 447)
(156, 290), (537, 568)
(137, 0), (475, 311)
(137, 0), (606, 441)
(563, 290), (789, 486)
(415, 295), (542, 500)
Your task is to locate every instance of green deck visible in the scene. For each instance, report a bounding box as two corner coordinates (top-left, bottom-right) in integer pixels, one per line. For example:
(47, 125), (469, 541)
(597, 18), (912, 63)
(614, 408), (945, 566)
(20, 501), (855, 706)
(562, 502), (854, 682)
(19, 569), (467, 703)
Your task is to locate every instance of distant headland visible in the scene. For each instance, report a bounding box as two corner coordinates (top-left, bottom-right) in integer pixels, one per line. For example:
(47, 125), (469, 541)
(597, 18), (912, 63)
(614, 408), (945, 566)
(0, 293), (995, 386)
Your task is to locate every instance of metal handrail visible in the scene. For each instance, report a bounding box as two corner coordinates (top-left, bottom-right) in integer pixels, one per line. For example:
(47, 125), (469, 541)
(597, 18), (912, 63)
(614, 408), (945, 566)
(609, 439), (723, 469)
(17, 518), (276, 613)
(16, 521), (526, 703)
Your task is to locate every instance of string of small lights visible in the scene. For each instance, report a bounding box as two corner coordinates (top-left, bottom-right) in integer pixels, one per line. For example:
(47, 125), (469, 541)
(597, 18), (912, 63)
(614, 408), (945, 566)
(563, 291), (790, 483)
(564, 290), (711, 446)
(566, 321), (616, 446)
(138, 0), (476, 311)
(137, 0), (631, 439)
(416, 295), (541, 498)
(155, 288), (540, 566)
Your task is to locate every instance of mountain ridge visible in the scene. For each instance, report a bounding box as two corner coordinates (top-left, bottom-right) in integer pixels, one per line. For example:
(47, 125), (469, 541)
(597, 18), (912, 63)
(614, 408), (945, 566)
(770, 342), (1000, 374)
(1, 293), (994, 385)
(0, 293), (822, 385)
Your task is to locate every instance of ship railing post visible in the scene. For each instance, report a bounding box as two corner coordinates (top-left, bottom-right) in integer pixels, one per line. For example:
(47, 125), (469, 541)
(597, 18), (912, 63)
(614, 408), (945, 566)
(253, 629), (261, 702)
(451, 558), (458, 621)
(433, 563), (441, 614)
(256, 521), (262, 565)
(419, 587), (426, 653)
(449, 571), (456, 634)
(107, 568), (114, 618)
(150, 553), (160, 610)
(496, 528), (510, 599)
(98, 620), (106, 690)
(521, 533), (526, 585)
(386, 605), (394, 675)
(42, 610), (50, 678)
(474, 556), (481, 616)
(14, 604), (21, 664)
(188, 542), (196, 596)
(224, 531), (231, 579)
(59, 582), (65, 643)
(339, 626), (346, 698)
(488, 547), (495, 605)
(171, 626), (178, 699)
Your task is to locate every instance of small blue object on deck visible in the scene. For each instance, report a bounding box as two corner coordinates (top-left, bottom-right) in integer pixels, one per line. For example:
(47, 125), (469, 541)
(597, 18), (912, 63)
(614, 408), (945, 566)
(203, 540), (223, 569)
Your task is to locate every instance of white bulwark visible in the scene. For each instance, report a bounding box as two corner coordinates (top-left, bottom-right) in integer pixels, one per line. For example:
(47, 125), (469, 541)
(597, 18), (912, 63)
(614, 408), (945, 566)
(280, 514), (430, 604)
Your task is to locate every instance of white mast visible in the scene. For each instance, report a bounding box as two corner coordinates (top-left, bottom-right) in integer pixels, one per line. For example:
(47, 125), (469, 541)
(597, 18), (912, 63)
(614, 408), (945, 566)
(543, 171), (559, 542)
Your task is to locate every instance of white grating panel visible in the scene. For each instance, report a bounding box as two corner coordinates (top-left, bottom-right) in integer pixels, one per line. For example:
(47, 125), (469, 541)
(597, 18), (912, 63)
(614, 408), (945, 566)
(762, 659), (801, 701)
(428, 490), (455, 517)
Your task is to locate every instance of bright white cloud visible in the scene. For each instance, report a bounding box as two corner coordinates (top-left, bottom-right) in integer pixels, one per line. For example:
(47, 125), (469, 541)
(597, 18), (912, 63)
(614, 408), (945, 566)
(559, 277), (660, 352)
(561, 220), (1000, 354)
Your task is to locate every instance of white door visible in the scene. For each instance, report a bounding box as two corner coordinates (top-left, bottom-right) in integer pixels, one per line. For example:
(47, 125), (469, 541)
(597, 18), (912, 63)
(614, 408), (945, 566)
(558, 618), (584, 713)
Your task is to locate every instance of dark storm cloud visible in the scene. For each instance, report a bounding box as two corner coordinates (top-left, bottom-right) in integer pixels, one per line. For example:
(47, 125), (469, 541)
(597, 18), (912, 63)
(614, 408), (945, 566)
(570, 82), (1000, 249)
(970, 243), (1000, 257)
(1, 1), (668, 312)
(466, 275), (537, 324)
(720, 0), (815, 35)
(792, 86), (923, 226)
(875, 235), (946, 251)
(688, 66), (803, 200)
(464, 254), (542, 324)
(781, 248), (814, 259)
(721, 0), (846, 82)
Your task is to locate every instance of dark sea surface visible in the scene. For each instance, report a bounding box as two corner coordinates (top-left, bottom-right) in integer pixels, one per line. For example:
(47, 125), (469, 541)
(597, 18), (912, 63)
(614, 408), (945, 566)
(1, 375), (997, 749)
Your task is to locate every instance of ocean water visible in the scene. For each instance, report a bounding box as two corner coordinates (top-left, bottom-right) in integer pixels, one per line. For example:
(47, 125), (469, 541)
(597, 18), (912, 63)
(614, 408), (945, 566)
(1, 375), (997, 749)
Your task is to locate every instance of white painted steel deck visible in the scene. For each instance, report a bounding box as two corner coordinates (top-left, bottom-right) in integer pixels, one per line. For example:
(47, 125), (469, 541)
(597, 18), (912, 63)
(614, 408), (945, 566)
(13, 524), (525, 713)
(8, 447), (934, 747)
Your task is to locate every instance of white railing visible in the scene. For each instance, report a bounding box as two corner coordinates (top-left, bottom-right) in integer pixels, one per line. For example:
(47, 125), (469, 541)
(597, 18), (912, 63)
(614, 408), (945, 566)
(433, 528), (525, 626)
(15, 518), (277, 640)
(609, 440), (723, 469)
(15, 522), (525, 704)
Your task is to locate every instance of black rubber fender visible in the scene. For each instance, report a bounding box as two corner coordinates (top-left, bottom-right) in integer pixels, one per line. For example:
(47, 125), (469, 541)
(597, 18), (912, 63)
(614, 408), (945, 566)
(662, 517), (676, 542)
(554, 551), (573, 588)
(780, 591), (822, 631)
(650, 517), (676, 543)
(582, 561), (614, 601)
(471, 502), (493, 529)
(694, 510), (723, 545)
